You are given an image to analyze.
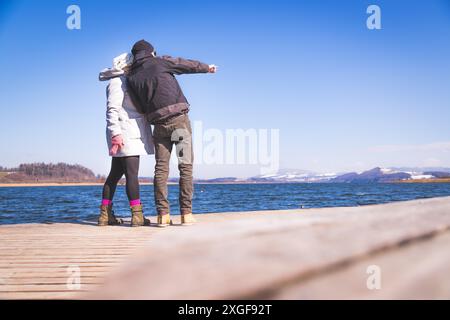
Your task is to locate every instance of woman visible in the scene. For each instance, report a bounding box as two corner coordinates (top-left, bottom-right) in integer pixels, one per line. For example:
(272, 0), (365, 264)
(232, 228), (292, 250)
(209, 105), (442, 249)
(98, 53), (154, 227)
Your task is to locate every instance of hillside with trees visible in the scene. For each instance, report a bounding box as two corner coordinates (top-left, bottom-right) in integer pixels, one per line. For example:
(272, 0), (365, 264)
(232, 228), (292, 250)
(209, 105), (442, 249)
(0, 163), (102, 183)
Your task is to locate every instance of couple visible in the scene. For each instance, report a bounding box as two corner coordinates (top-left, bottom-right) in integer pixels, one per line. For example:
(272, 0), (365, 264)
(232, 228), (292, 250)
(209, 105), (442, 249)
(97, 40), (217, 227)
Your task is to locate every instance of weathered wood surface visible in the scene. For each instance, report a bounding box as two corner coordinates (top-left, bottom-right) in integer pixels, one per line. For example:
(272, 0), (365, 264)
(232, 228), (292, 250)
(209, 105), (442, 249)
(1, 196), (450, 299)
(0, 221), (160, 299)
(91, 196), (450, 299)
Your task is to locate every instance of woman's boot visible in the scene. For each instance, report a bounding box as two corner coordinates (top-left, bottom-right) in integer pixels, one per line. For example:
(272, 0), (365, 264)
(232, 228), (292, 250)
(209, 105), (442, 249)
(98, 204), (123, 226)
(130, 204), (150, 227)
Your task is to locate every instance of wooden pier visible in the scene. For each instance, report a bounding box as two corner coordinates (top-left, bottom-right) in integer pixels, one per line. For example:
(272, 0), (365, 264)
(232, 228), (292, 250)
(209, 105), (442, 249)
(1, 196), (450, 299)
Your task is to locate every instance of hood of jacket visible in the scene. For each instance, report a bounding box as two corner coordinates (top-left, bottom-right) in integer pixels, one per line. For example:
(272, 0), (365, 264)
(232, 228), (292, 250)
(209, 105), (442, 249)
(99, 52), (134, 81)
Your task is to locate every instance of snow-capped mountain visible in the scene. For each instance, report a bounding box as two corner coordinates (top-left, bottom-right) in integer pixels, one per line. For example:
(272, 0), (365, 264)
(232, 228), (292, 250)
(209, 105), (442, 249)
(246, 167), (450, 183)
(195, 167), (450, 184)
(330, 167), (410, 183)
(250, 169), (338, 182)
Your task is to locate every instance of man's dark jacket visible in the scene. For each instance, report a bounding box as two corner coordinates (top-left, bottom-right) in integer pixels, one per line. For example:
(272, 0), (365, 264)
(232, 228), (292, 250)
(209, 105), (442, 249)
(126, 53), (209, 123)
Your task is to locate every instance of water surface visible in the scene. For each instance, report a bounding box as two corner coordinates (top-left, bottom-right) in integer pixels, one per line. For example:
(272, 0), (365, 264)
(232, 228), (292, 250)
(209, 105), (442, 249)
(1, 183), (450, 224)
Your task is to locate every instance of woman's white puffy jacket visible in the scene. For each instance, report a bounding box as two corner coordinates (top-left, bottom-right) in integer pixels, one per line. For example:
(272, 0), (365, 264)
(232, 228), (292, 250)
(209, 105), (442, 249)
(100, 70), (154, 157)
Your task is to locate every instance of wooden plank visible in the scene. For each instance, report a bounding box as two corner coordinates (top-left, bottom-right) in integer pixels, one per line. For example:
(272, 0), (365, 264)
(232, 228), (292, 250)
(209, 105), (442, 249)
(0, 258), (122, 264)
(0, 291), (82, 299)
(1, 277), (104, 285)
(0, 284), (100, 292)
(271, 231), (450, 299)
(0, 221), (159, 299)
(0, 261), (121, 270)
(90, 196), (450, 299)
(1, 272), (107, 279)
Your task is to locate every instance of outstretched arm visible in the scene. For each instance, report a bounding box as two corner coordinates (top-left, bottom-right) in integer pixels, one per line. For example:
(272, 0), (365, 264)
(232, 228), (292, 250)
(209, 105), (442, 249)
(162, 56), (216, 75)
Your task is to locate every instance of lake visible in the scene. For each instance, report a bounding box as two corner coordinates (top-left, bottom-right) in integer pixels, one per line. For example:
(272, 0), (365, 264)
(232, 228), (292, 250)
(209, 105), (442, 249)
(1, 183), (450, 224)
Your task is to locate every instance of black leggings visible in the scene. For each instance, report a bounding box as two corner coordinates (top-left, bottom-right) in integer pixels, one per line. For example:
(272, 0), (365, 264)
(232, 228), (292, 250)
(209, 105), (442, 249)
(102, 156), (140, 201)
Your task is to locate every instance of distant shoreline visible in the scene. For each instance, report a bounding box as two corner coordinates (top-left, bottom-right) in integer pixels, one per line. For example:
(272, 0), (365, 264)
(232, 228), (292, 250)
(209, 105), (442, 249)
(1, 179), (450, 188)
(394, 178), (450, 183)
(0, 182), (104, 188)
(0, 182), (152, 188)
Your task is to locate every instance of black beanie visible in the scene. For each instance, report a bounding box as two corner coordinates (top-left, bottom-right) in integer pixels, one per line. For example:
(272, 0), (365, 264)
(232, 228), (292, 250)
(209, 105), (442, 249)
(132, 39), (154, 55)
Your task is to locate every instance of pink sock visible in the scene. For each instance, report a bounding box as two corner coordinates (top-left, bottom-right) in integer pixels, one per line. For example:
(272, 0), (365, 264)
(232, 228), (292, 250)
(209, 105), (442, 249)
(129, 199), (141, 207)
(101, 199), (112, 206)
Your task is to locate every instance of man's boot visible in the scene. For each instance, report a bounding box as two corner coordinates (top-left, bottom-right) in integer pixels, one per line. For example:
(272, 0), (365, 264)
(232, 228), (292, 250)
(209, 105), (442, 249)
(157, 213), (172, 228)
(130, 204), (150, 227)
(181, 213), (196, 226)
(98, 204), (123, 226)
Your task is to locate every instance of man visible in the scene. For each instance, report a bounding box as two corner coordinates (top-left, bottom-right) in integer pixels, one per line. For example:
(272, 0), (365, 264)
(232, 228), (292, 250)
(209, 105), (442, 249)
(127, 39), (217, 227)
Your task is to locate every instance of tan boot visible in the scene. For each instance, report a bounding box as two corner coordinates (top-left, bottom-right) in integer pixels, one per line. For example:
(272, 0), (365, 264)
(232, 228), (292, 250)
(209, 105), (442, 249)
(130, 204), (150, 227)
(181, 213), (196, 226)
(157, 213), (172, 228)
(98, 204), (123, 226)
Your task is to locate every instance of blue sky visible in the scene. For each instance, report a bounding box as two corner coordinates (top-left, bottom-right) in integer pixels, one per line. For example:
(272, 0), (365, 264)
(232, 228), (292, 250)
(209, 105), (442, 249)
(1, 0), (450, 178)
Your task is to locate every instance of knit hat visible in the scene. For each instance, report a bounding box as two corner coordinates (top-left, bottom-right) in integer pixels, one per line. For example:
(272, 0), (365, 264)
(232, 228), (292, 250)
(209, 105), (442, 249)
(131, 39), (154, 55)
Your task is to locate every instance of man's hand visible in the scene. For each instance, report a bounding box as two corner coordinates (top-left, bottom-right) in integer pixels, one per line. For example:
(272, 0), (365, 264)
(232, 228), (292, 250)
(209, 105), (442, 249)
(208, 64), (218, 73)
(110, 134), (124, 156)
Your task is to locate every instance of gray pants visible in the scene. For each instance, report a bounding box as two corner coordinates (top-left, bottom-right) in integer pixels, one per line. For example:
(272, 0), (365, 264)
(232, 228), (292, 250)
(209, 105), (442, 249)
(153, 114), (193, 215)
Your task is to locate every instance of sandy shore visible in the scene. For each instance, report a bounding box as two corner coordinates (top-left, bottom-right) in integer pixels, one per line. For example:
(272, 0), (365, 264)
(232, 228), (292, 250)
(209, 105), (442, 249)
(0, 182), (155, 188)
(0, 182), (104, 187)
(395, 178), (450, 183)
